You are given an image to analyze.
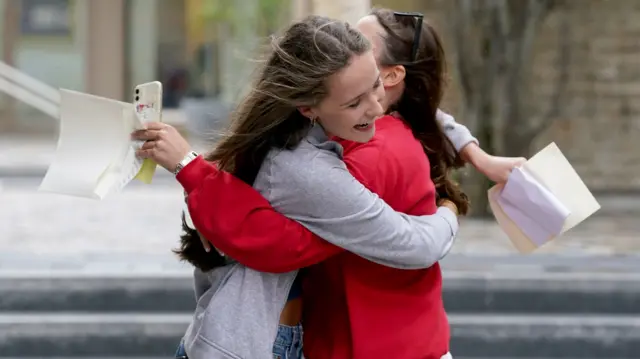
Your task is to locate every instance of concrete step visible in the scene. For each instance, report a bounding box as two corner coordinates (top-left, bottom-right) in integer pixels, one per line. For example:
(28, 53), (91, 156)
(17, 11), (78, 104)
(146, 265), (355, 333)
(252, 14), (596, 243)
(1, 313), (639, 358)
(450, 314), (640, 358)
(0, 275), (195, 313)
(442, 272), (640, 314)
(0, 313), (188, 357)
(1, 272), (639, 314)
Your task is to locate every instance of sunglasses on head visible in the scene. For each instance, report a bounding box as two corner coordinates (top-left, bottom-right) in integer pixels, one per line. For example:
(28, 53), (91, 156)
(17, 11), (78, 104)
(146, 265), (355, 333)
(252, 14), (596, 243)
(392, 11), (424, 62)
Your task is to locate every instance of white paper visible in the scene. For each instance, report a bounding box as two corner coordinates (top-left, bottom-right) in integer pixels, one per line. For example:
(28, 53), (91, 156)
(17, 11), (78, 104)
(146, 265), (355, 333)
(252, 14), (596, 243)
(488, 143), (601, 253)
(39, 89), (147, 199)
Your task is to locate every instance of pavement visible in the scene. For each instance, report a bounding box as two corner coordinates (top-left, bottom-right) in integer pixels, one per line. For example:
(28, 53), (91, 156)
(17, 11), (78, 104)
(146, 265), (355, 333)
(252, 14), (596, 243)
(0, 173), (639, 276)
(1, 135), (639, 277)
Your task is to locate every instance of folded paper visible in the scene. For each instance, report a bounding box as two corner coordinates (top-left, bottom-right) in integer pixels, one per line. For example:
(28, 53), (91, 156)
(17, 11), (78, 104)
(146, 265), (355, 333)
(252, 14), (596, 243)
(488, 143), (601, 253)
(39, 89), (158, 199)
(497, 167), (571, 245)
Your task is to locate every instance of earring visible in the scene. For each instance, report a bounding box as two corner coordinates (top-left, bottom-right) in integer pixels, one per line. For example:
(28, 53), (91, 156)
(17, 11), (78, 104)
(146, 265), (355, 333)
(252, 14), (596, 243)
(310, 116), (317, 125)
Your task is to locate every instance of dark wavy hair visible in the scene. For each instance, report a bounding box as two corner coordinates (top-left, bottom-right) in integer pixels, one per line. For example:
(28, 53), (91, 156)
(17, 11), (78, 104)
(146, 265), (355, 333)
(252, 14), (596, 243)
(371, 8), (469, 215)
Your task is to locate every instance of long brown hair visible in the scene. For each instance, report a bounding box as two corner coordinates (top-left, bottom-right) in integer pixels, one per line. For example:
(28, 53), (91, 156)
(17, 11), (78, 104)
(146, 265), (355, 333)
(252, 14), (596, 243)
(176, 15), (371, 271)
(371, 8), (469, 215)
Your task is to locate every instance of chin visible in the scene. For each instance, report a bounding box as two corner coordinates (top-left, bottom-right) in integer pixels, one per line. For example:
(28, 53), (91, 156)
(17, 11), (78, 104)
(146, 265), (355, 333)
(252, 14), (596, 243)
(349, 124), (376, 143)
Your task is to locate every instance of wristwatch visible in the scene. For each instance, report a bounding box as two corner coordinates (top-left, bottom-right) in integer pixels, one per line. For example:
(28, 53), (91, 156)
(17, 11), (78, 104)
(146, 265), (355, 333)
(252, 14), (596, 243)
(174, 151), (199, 175)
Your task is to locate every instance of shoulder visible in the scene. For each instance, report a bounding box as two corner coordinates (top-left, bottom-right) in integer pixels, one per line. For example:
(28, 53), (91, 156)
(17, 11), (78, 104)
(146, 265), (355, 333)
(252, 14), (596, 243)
(341, 136), (385, 189)
(256, 142), (375, 217)
(254, 140), (347, 200)
(343, 116), (417, 190)
(272, 140), (344, 178)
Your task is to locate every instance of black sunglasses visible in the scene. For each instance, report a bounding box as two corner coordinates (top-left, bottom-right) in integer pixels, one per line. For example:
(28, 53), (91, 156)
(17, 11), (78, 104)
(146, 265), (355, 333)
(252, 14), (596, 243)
(392, 11), (424, 62)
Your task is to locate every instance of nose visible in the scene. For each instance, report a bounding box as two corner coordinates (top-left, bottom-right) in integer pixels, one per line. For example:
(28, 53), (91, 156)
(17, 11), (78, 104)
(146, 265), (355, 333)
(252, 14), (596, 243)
(366, 91), (384, 118)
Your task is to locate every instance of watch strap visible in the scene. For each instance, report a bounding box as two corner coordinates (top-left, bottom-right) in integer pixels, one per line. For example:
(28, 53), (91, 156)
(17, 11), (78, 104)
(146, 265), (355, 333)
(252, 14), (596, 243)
(174, 151), (199, 175)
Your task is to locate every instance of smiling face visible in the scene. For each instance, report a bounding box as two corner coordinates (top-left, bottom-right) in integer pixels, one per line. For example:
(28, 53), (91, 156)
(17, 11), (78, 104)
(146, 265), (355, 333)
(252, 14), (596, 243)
(299, 50), (385, 143)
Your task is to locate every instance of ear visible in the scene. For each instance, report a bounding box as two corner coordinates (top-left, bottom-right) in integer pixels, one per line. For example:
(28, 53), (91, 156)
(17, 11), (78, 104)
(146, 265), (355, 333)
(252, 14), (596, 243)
(297, 106), (316, 121)
(381, 65), (406, 88)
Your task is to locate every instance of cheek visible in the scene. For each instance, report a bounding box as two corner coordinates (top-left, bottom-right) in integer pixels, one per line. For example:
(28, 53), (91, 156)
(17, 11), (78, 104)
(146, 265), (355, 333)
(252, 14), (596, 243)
(318, 110), (361, 136)
(325, 111), (359, 130)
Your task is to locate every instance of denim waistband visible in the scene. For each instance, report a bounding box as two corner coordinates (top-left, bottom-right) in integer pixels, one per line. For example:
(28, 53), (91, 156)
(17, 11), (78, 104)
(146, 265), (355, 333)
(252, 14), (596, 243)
(274, 323), (303, 347)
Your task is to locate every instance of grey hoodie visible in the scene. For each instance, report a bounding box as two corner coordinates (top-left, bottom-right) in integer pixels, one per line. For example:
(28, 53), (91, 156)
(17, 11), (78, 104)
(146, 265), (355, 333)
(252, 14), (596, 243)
(183, 115), (476, 359)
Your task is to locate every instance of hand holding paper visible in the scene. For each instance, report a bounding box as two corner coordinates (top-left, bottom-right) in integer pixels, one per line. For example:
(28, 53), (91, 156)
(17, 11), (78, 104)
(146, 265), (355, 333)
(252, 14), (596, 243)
(488, 143), (601, 253)
(38, 89), (160, 199)
(131, 121), (192, 173)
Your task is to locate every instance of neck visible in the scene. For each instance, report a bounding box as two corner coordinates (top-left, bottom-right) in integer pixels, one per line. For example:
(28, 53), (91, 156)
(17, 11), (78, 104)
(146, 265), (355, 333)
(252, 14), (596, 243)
(383, 84), (404, 113)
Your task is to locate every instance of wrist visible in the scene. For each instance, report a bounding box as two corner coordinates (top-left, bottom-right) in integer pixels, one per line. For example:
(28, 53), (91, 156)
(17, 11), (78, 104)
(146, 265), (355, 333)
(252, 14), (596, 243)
(461, 142), (489, 170)
(173, 150), (199, 175)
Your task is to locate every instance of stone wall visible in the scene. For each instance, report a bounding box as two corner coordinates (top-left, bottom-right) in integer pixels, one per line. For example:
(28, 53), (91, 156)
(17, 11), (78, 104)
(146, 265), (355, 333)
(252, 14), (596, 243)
(392, 0), (640, 191)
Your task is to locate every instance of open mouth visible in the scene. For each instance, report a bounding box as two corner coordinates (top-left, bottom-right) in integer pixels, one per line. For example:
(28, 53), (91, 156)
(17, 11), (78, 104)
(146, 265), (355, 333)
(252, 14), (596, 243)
(354, 123), (371, 130)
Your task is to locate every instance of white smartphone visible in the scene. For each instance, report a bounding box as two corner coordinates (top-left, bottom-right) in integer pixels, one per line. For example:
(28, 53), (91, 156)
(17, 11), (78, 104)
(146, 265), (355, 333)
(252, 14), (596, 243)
(133, 81), (163, 124)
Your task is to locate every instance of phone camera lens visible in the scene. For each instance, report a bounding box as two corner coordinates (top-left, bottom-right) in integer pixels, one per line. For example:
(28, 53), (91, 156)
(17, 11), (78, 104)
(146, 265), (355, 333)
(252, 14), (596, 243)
(135, 96), (139, 101)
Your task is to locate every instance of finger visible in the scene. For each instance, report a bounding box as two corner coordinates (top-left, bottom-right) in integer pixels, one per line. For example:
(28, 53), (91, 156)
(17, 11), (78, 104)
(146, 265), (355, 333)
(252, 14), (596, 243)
(140, 140), (156, 151)
(131, 129), (164, 141)
(511, 157), (527, 169)
(136, 148), (155, 158)
(200, 237), (212, 252)
(144, 122), (167, 131)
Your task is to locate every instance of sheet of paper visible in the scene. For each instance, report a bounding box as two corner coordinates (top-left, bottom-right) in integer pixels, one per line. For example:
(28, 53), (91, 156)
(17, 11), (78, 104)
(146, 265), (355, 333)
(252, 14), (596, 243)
(497, 167), (571, 246)
(488, 142), (601, 253)
(132, 104), (160, 184)
(94, 107), (147, 198)
(524, 143), (600, 232)
(39, 89), (147, 199)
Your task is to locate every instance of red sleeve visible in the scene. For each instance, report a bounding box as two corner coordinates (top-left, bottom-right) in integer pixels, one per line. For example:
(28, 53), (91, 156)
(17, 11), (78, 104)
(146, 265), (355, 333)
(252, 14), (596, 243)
(176, 156), (343, 273)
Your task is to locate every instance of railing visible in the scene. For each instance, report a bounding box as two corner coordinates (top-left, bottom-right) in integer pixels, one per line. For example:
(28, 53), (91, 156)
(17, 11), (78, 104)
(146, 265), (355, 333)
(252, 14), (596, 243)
(0, 61), (187, 126)
(0, 61), (60, 119)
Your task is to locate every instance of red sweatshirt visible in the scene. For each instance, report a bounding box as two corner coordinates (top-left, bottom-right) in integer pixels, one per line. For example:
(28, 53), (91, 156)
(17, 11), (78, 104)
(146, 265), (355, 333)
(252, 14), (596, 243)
(177, 115), (450, 359)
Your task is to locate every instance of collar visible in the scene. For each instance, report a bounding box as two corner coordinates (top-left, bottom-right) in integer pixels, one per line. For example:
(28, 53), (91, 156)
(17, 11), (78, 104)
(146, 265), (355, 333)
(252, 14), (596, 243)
(306, 123), (344, 159)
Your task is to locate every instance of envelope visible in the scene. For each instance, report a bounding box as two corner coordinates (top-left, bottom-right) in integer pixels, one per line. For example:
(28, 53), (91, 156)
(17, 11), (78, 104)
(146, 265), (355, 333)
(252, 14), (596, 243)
(488, 142), (601, 253)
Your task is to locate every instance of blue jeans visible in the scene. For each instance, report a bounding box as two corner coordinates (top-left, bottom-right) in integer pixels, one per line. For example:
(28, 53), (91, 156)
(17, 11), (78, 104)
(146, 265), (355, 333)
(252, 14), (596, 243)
(273, 323), (304, 359)
(174, 323), (303, 359)
(174, 341), (187, 359)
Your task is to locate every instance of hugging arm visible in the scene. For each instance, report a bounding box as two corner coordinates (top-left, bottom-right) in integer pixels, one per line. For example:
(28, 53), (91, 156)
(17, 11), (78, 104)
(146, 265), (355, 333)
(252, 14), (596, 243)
(178, 151), (457, 272)
(264, 147), (457, 270)
(178, 157), (343, 273)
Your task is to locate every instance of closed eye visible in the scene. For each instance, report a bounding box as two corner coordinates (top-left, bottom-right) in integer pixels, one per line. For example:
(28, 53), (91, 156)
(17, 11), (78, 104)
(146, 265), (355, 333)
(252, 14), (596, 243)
(344, 75), (382, 109)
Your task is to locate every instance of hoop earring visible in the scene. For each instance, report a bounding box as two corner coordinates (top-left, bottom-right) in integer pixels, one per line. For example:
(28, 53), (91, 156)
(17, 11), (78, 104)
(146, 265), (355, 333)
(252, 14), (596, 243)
(310, 116), (318, 126)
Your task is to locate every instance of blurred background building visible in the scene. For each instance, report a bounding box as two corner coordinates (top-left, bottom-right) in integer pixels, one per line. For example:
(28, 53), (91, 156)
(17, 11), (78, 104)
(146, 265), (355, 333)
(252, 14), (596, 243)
(1, 0), (638, 192)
